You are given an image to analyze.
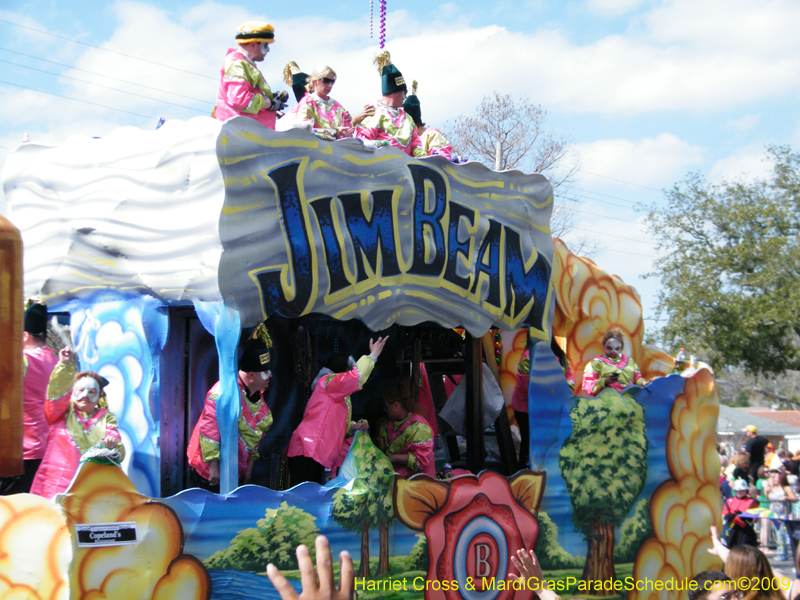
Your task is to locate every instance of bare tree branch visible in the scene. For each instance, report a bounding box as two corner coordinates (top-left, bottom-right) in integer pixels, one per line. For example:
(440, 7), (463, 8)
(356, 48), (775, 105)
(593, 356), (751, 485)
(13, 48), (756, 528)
(444, 91), (594, 255)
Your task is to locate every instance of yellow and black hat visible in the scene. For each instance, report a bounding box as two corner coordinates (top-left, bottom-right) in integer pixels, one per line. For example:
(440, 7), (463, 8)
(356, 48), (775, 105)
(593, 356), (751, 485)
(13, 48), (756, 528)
(238, 322), (274, 372)
(235, 21), (275, 45)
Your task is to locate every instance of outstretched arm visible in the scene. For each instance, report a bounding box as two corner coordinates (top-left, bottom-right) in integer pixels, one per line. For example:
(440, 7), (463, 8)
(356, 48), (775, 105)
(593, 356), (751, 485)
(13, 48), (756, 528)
(267, 536), (354, 600)
(707, 525), (730, 564)
(369, 336), (388, 359)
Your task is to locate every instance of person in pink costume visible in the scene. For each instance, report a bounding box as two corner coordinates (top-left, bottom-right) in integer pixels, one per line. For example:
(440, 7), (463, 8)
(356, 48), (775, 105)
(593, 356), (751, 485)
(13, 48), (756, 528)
(415, 364), (439, 440)
(187, 328), (274, 491)
(292, 65), (359, 140)
(402, 81), (455, 160)
(287, 336), (388, 486)
(0, 302), (59, 495)
(581, 328), (646, 396)
(30, 348), (124, 499)
(375, 377), (435, 478)
(355, 51), (425, 157)
(214, 21), (288, 130)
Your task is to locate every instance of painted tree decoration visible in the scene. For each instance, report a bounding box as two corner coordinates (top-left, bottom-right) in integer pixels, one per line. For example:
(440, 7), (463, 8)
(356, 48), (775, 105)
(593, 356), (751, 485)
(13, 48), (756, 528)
(331, 432), (395, 577)
(204, 501), (319, 571)
(558, 390), (648, 593)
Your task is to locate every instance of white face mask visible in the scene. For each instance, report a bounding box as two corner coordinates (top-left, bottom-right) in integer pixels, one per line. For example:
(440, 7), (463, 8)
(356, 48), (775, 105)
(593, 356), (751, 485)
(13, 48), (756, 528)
(260, 370), (272, 382)
(260, 42), (270, 55)
(72, 376), (100, 404)
(604, 340), (623, 355)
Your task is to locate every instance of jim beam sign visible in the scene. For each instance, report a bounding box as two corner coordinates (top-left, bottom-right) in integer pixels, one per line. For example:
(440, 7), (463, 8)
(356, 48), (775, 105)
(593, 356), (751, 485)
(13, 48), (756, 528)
(217, 120), (555, 338)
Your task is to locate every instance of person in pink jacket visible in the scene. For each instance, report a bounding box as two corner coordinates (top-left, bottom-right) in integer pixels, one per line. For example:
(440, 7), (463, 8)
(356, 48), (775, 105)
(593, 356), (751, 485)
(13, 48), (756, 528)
(30, 348), (124, 499)
(287, 336), (388, 486)
(355, 51), (425, 157)
(214, 21), (288, 130)
(187, 328), (274, 492)
(581, 328), (646, 397)
(374, 377), (435, 478)
(1, 302), (59, 495)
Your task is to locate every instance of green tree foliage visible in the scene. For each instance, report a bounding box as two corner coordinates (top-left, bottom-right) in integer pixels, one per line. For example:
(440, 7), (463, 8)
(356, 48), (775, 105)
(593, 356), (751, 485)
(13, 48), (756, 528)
(559, 392), (647, 585)
(405, 534), (429, 572)
(204, 501), (319, 571)
(644, 146), (800, 374)
(533, 510), (583, 571)
(331, 433), (395, 577)
(614, 498), (652, 564)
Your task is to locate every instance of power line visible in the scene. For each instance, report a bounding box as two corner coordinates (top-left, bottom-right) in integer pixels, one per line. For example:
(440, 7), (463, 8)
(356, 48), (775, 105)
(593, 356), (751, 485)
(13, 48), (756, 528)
(561, 190), (640, 211)
(0, 79), (157, 120)
(569, 186), (645, 206)
(577, 168), (665, 193)
(0, 47), (211, 104)
(0, 59), (209, 114)
(0, 18), (216, 81)
(570, 225), (656, 250)
(567, 205), (643, 225)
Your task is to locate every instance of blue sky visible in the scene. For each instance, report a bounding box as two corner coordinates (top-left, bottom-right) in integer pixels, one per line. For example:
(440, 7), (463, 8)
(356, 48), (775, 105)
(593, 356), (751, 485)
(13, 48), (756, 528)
(2, 0), (799, 341)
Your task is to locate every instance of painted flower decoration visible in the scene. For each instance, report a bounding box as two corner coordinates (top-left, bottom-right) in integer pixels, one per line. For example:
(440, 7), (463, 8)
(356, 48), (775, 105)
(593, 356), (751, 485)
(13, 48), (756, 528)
(395, 470), (545, 600)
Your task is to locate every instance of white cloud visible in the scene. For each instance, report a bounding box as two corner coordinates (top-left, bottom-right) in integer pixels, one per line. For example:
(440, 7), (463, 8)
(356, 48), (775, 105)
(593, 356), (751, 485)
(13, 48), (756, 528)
(573, 134), (704, 188)
(645, 0), (800, 57)
(708, 144), (773, 183)
(723, 114), (761, 134)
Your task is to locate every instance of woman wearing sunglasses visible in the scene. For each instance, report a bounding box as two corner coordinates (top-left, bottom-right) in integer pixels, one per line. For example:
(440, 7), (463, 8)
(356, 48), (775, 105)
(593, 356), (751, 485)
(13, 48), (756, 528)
(294, 66), (363, 140)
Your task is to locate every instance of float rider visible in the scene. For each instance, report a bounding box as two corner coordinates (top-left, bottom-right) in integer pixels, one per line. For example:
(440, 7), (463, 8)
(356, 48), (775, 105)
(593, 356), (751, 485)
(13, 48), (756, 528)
(187, 324), (274, 491)
(214, 21), (288, 130)
(355, 51), (426, 157)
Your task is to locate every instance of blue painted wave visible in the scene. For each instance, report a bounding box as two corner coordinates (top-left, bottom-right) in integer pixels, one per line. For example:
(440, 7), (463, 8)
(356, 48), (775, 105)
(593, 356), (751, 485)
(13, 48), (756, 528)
(209, 569), (301, 600)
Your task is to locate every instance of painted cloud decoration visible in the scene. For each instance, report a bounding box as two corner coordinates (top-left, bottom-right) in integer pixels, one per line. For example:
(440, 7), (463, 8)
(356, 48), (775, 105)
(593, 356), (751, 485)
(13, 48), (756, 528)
(3, 117), (225, 304)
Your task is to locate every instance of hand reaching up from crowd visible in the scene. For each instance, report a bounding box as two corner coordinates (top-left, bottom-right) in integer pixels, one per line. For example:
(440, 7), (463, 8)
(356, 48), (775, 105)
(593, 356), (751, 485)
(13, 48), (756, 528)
(708, 525), (730, 563)
(509, 547), (561, 600)
(267, 535), (354, 600)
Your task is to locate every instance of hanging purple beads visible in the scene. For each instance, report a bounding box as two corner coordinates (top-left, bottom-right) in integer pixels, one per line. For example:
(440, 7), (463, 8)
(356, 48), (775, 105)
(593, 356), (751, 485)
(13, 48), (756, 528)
(379, 0), (387, 48)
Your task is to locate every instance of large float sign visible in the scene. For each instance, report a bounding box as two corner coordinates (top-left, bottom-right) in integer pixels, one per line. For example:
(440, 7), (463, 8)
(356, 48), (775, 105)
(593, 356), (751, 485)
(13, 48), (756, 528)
(217, 118), (555, 337)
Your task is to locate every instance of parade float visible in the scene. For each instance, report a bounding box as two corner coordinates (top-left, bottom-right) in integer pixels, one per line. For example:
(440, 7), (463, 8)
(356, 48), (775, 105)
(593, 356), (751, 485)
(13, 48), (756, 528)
(0, 112), (722, 600)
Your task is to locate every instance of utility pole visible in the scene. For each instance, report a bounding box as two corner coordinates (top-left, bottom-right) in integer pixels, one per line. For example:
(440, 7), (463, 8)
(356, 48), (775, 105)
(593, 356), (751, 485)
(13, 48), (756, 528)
(494, 140), (503, 171)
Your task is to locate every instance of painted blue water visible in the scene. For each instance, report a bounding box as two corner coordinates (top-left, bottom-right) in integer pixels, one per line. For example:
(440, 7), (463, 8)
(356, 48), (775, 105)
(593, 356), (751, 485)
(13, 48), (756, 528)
(209, 569), (301, 600)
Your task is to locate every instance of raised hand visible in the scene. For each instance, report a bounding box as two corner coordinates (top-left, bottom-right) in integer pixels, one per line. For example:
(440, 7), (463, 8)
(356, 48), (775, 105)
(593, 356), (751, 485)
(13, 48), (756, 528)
(369, 336), (388, 358)
(267, 535), (354, 600)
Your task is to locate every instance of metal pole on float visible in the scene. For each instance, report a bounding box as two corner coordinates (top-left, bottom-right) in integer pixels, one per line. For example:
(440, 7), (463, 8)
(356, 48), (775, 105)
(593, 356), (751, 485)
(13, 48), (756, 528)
(465, 334), (484, 474)
(495, 140), (503, 171)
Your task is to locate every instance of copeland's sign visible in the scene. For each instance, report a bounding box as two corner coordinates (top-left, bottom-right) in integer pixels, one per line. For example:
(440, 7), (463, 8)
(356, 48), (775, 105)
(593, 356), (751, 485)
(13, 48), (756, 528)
(217, 119), (555, 337)
(75, 522), (138, 547)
